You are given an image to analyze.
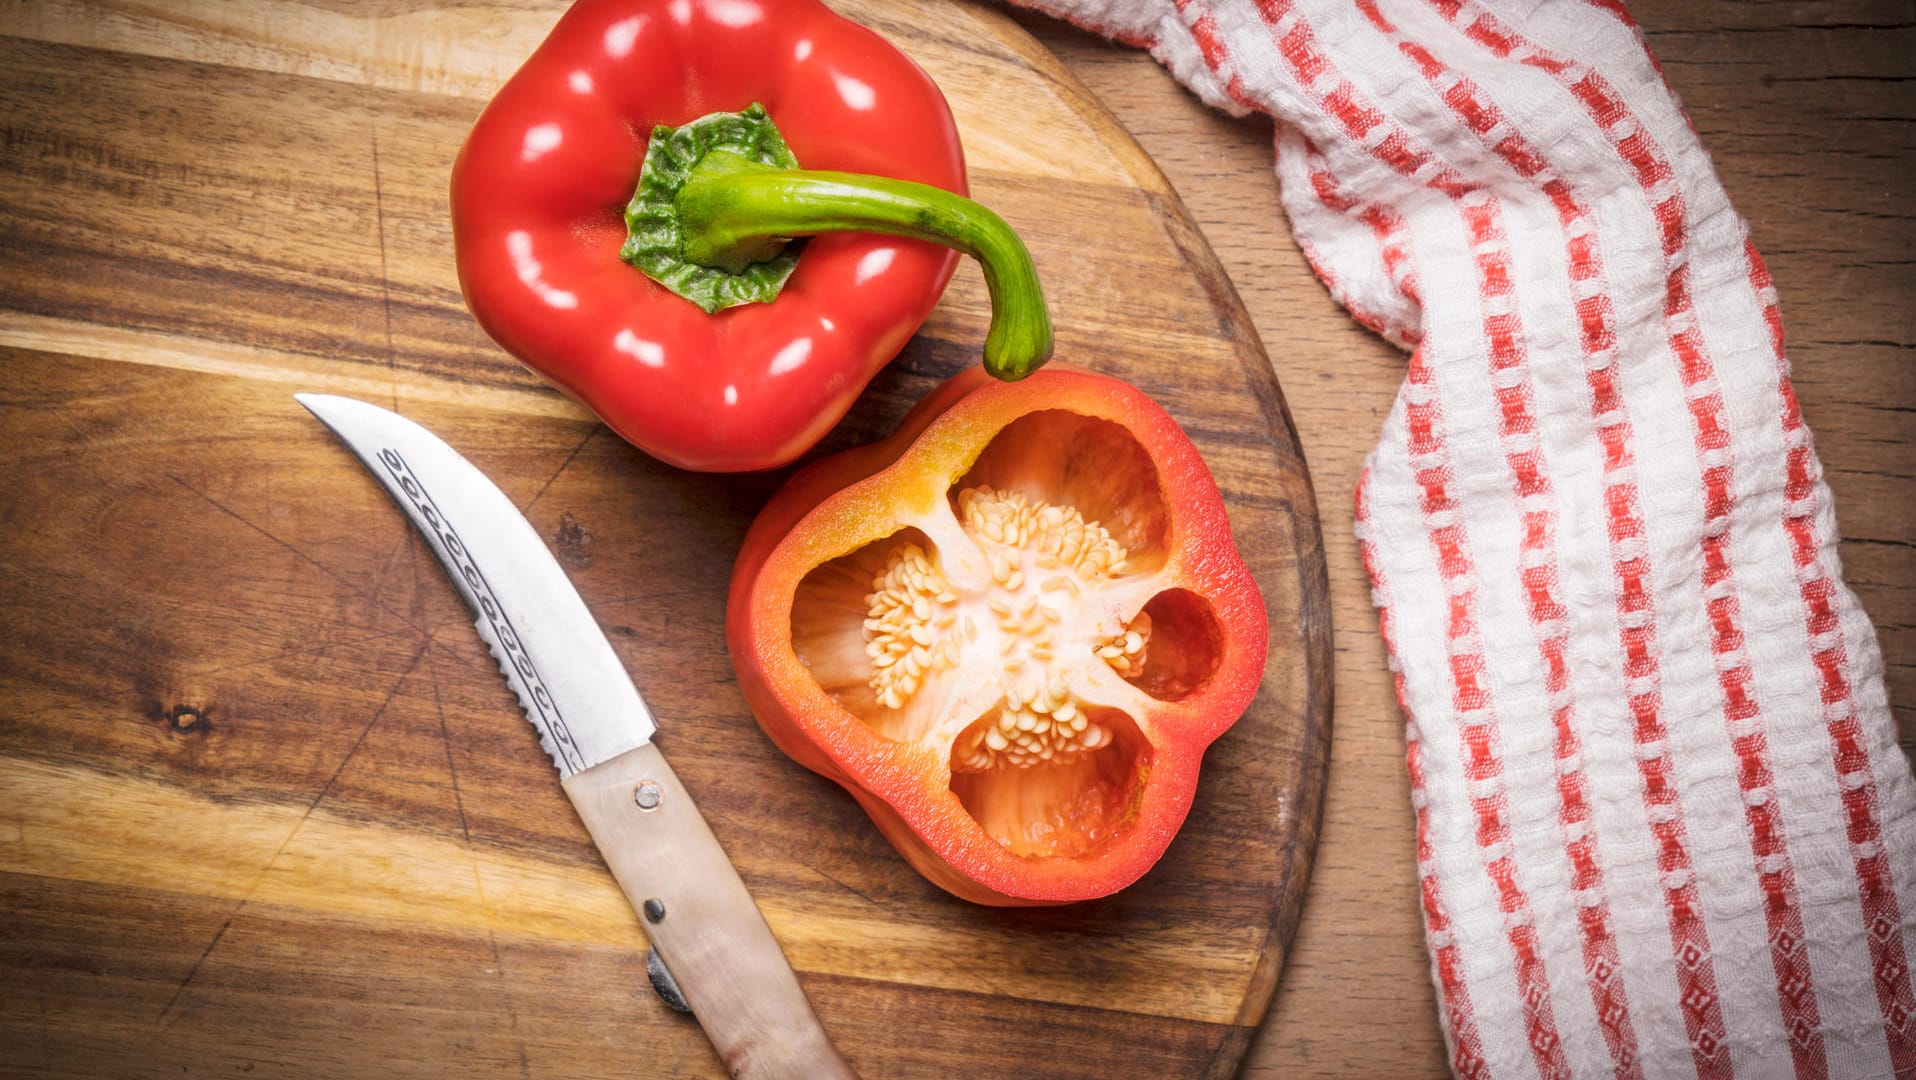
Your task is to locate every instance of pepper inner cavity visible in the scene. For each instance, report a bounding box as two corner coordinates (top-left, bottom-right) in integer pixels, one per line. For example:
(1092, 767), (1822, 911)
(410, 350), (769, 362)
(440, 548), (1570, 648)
(862, 485), (1151, 771)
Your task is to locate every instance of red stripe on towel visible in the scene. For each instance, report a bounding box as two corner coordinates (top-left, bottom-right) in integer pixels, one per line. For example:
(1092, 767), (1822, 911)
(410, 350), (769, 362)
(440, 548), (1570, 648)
(1742, 238), (1916, 1074)
(1359, 468), (1493, 1080)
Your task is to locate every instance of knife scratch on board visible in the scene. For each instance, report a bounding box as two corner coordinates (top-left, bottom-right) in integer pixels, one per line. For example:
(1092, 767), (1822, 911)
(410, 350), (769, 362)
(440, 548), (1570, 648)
(165, 471), (430, 641)
(523, 425), (599, 517)
(156, 640), (431, 1028)
(367, 119), (399, 413)
(427, 648), (535, 1079)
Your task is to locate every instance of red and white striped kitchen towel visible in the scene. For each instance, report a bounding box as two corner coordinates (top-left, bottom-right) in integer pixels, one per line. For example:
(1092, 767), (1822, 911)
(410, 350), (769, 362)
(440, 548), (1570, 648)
(1007, 0), (1916, 1076)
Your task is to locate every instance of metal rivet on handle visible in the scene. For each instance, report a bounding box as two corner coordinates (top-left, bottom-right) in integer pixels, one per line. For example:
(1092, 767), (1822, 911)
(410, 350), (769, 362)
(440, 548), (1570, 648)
(634, 780), (663, 811)
(643, 898), (665, 923)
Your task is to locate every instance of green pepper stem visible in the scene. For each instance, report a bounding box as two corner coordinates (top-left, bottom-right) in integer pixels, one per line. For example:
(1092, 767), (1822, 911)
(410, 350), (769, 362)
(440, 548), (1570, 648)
(676, 153), (1053, 381)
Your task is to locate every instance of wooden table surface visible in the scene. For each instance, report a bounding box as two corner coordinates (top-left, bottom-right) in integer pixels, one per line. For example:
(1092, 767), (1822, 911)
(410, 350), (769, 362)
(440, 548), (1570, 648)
(0, 0), (1905, 1076)
(1014, 1), (1915, 1075)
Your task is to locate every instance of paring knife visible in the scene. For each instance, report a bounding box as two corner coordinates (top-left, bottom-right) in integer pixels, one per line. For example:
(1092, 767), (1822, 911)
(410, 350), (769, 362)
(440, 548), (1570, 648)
(297, 393), (856, 1080)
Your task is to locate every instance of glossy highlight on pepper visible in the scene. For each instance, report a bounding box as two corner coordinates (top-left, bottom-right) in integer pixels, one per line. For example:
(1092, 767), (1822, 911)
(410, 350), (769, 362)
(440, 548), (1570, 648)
(727, 365), (1269, 905)
(451, 0), (1051, 472)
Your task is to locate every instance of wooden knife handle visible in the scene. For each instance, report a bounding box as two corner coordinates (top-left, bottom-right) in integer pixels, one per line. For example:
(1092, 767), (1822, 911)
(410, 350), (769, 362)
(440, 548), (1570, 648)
(562, 743), (857, 1079)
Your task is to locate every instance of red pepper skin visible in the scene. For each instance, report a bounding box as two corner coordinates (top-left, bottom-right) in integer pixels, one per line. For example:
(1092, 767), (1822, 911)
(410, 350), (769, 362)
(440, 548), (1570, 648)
(451, 0), (965, 472)
(727, 366), (1269, 905)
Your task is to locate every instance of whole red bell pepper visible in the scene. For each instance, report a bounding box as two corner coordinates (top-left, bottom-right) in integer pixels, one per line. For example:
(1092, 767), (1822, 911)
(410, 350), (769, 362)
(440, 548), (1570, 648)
(727, 365), (1268, 905)
(451, 0), (1051, 472)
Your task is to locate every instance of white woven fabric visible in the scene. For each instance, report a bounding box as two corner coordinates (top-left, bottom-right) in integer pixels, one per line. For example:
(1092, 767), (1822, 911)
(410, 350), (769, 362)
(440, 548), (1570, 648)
(1006, 1), (1916, 1076)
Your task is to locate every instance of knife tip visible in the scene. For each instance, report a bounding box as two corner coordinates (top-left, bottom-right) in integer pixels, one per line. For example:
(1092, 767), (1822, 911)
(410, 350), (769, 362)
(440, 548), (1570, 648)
(293, 393), (359, 438)
(294, 392), (362, 424)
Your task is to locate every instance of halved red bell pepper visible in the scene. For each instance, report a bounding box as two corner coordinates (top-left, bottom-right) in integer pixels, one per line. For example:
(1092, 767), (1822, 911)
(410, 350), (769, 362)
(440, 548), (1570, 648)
(727, 365), (1268, 905)
(451, 0), (1050, 472)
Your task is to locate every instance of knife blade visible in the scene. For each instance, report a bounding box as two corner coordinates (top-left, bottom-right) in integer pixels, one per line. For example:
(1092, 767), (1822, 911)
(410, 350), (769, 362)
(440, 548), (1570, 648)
(296, 393), (855, 1080)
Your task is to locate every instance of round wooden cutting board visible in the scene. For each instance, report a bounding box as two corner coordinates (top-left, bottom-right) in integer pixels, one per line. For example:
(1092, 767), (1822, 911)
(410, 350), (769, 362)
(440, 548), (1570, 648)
(0, 1), (1330, 1076)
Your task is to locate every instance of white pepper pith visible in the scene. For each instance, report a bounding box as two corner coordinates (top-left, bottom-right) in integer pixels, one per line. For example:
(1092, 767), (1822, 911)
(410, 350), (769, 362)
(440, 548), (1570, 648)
(861, 485), (1151, 771)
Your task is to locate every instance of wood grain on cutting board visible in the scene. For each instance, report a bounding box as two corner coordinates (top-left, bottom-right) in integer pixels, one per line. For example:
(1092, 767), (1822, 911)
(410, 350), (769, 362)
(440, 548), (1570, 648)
(0, 1), (1330, 1077)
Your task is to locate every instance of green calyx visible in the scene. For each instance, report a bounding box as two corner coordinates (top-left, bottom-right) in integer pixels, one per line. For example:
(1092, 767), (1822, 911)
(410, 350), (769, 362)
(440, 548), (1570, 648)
(622, 103), (801, 314)
(621, 103), (1053, 381)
